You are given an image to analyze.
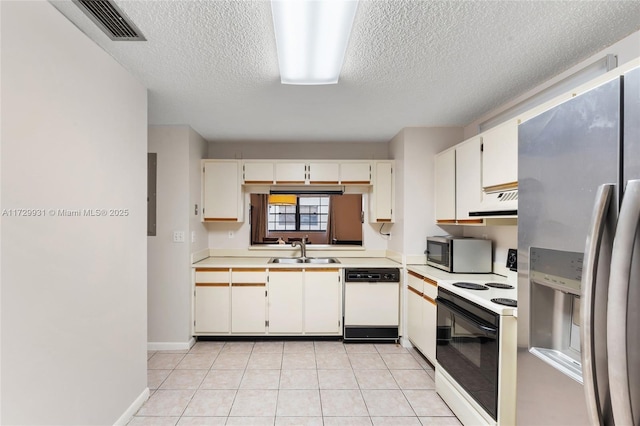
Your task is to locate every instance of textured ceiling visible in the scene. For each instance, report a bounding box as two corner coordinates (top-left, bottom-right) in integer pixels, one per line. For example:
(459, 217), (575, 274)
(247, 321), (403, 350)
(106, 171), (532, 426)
(51, 0), (640, 143)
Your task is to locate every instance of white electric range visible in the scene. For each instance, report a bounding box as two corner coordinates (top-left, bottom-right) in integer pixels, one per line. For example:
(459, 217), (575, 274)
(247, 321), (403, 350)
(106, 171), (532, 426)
(435, 276), (518, 426)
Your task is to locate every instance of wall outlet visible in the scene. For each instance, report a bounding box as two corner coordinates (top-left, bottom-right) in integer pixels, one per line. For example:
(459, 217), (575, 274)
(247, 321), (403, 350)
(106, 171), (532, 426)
(173, 231), (185, 243)
(228, 231), (234, 239)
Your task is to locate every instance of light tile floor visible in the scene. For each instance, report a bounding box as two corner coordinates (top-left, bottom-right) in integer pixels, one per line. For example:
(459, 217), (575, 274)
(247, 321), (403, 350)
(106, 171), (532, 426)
(130, 340), (461, 426)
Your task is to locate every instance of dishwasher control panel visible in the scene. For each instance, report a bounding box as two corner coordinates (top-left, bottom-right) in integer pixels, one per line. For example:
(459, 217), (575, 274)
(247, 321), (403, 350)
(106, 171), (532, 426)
(344, 268), (400, 282)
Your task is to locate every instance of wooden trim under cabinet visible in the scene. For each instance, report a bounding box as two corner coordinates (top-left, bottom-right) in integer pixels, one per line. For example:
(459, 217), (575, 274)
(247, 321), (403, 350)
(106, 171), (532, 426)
(204, 218), (238, 222)
(437, 219), (457, 224)
(408, 285), (423, 297)
(456, 219), (485, 225)
(195, 268), (229, 272)
(423, 294), (437, 305)
(232, 283), (266, 287)
(484, 181), (518, 192)
(408, 270), (425, 280)
(275, 181), (306, 184)
(310, 181), (340, 185)
(196, 282), (229, 287)
(232, 268), (267, 272)
(340, 180), (370, 185)
(243, 180), (273, 184)
(423, 276), (437, 287)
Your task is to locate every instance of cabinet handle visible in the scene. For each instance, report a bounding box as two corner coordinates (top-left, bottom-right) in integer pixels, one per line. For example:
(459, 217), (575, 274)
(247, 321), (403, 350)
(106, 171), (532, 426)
(408, 270), (424, 280)
(408, 286), (422, 297)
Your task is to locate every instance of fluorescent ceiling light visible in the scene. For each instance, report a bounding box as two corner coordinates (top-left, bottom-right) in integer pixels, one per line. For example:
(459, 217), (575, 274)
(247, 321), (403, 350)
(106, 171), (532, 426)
(271, 0), (359, 85)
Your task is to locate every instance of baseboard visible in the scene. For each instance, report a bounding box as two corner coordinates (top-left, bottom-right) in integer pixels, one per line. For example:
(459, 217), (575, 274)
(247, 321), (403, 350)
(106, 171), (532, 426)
(148, 337), (195, 351)
(113, 387), (149, 426)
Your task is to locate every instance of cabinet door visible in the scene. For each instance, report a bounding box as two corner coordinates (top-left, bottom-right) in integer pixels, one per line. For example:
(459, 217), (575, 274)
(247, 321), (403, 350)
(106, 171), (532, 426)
(456, 137), (482, 220)
(243, 161), (274, 184)
(340, 162), (371, 185)
(194, 268), (230, 334)
(434, 149), (456, 222)
(304, 269), (342, 334)
(203, 160), (243, 222)
(275, 162), (306, 184)
(370, 161), (394, 223)
(407, 283), (423, 352)
(231, 269), (267, 333)
(481, 120), (518, 190)
(195, 285), (230, 333)
(308, 162), (339, 184)
(268, 270), (303, 333)
(421, 276), (438, 364)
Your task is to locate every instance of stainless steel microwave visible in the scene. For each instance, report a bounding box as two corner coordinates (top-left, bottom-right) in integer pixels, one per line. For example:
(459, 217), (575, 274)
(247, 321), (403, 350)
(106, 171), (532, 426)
(426, 236), (492, 273)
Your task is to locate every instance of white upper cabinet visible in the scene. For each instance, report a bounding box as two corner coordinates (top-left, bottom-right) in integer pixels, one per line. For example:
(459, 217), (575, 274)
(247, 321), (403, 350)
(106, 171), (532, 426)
(243, 161), (274, 184)
(370, 161), (394, 223)
(308, 162), (339, 184)
(481, 120), (518, 190)
(340, 162), (371, 184)
(456, 137), (482, 220)
(202, 160), (243, 222)
(434, 149), (456, 223)
(275, 162), (307, 184)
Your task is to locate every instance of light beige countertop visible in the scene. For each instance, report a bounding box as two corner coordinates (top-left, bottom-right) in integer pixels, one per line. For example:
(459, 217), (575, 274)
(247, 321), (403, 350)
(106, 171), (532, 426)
(406, 264), (508, 283)
(193, 256), (402, 269)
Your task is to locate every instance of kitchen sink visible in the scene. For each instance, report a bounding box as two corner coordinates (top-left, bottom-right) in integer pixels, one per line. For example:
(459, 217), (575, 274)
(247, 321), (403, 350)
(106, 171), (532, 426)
(269, 257), (340, 264)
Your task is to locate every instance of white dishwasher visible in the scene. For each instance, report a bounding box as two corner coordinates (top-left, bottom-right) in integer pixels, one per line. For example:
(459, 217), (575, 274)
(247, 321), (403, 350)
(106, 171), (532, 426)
(343, 268), (400, 342)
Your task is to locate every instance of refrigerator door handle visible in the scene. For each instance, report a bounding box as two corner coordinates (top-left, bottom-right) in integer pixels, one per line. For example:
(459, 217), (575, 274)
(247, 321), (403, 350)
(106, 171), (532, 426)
(608, 179), (640, 426)
(581, 183), (614, 426)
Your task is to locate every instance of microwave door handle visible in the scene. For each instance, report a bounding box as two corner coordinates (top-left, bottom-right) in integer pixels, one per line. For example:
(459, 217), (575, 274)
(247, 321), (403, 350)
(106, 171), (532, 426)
(580, 183), (614, 426)
(607, 179), (640, 426)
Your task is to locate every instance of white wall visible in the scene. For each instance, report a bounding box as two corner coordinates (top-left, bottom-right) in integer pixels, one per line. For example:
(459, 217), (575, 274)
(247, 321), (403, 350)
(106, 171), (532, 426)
(148, 126), (206, 348)
(209, 141), (389, 160)
(1, 2), (147, 424)
(148, 127), (191, 347)
(206, 141), (391, 252)
(389, 128), (464, 262)
(464, 30), (640, 138)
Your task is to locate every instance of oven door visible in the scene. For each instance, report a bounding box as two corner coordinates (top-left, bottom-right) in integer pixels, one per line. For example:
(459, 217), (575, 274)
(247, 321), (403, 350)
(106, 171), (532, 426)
(436, 295), (499, 420)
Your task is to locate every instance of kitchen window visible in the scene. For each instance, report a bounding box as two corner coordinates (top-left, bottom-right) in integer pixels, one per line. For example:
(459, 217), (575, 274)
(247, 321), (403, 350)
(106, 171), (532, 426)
(268, 196), (329, 232)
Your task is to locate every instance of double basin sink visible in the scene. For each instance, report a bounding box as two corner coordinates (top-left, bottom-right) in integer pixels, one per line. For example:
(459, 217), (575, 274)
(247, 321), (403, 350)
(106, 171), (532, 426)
(269, 257), (340, 264)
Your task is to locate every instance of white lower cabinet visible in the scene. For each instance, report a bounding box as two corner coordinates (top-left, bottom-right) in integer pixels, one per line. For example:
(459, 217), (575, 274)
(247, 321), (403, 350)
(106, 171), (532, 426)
(231, 269), (267, 334)
(407, 270), (437, 364)
(304, 268), (342, 334)
(194, 268), (230, 334)
(268, 270), (304, 334)
(193, 266), (343, 336)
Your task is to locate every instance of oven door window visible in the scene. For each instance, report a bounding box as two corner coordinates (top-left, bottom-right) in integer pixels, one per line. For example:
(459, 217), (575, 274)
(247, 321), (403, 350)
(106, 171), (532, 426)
(436, 298), (499, 420)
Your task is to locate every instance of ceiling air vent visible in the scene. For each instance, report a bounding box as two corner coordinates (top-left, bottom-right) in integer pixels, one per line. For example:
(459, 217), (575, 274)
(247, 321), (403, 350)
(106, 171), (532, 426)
(73, 0), (146, 41)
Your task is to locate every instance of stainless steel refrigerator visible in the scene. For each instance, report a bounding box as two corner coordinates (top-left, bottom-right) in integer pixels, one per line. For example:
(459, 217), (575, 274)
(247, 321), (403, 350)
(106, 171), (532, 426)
(517, 66), (640, 425)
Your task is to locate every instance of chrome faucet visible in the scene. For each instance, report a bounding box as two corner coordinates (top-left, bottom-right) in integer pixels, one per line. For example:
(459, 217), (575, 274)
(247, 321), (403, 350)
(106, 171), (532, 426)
(291, 235), (308, 259)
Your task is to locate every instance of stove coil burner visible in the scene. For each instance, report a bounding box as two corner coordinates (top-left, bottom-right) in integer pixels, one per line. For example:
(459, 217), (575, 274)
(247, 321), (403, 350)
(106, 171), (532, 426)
(453, 282), (488, 290)
(491, 298), (517, 307)
(485, 282), (515, 289)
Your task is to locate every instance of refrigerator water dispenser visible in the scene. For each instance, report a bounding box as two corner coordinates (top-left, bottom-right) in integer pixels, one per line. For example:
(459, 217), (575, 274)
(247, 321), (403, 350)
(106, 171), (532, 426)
(529, 247), (585, 383)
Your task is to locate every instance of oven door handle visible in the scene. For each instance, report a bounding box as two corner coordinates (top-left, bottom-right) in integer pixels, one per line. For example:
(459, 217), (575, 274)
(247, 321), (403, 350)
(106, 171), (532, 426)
(436, 297), (498, 335)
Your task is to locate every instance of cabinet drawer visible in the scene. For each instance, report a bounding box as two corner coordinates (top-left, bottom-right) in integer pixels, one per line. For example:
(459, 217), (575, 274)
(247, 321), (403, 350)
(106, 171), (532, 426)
(422, 276), (437, 302)
(407, 270), (425, 293)
(232, 268), (267, 284)
(195, 268), (230, 284)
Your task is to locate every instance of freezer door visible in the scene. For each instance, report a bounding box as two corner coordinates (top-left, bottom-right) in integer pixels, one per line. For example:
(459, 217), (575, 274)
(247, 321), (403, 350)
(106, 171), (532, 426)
(517, 76), (621, 425)
(609, 66), (640, 426)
